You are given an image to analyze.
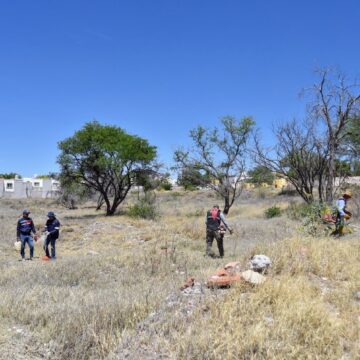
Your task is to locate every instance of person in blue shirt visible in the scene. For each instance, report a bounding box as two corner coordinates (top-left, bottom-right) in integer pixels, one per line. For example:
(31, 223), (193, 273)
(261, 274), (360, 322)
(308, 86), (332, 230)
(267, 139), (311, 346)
(333, 191), (352, 236)
(16, 209), (37, 260)
(205, 205), (233, 258)
(43, 211), (61, 260)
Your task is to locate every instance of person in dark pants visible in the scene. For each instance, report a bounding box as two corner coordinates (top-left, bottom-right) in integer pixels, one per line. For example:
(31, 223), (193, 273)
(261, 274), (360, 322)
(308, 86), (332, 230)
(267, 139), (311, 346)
(205, 205), (232, 258)
(17, 209), (37, 260)
(332, 190), (352, 237)
(43, 211), (60, 260)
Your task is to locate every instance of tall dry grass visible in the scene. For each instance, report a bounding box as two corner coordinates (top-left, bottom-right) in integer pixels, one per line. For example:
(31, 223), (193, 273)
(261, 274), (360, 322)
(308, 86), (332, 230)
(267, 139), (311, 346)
(0, 190), (359, 359)
(153, 237), (360, 359)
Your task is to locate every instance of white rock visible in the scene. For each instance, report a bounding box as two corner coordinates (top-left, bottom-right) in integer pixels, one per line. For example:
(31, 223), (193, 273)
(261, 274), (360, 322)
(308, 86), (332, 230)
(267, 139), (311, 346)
(241, 270), (266, 285)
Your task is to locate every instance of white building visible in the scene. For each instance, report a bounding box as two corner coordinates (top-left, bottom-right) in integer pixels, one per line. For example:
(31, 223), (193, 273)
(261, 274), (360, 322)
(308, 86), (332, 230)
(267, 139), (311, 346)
(0, 177), (60, 199)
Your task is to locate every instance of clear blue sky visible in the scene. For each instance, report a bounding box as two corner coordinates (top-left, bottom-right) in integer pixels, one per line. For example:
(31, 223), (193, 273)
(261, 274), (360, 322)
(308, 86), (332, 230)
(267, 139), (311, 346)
(1, 0), (359, 176)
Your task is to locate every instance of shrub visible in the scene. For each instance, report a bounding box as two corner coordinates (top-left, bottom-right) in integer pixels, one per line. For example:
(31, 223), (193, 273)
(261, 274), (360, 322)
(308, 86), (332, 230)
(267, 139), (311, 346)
(286, 201), (333, 236)
(264, 205), (282, 218)
(127, 200), (158, 220)
(158, 181), (173, 191)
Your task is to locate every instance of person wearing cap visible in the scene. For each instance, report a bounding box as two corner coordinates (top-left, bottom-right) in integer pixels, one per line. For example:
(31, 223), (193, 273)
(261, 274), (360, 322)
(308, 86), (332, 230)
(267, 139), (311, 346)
(43, 211), (61, 260)
(333, 191), (352, 237)
(205, 205), (233, 258)
(16, 209), (37, 260)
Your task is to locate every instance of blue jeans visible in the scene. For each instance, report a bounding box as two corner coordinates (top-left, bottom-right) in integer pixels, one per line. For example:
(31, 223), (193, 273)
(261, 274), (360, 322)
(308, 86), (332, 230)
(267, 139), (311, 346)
(20, 234), (34, 259)
(44, 236), (57, 258)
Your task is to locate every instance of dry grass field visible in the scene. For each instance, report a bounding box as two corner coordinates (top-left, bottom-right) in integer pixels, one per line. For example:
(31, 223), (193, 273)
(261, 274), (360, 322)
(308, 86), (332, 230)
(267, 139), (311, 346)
(0, 189), (359, 360)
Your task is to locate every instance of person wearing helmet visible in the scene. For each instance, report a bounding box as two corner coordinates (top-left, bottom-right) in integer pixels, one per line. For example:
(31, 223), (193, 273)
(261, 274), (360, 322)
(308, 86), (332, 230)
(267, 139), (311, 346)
(205, 205), (233, 258)
(16, 209), (37, 260)
(43, 211), (61, 260)
(332, 191), (352, 237)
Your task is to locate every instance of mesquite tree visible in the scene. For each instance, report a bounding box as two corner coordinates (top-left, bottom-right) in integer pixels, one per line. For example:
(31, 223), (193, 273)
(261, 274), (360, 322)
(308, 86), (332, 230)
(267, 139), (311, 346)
(309, 69), (360, 202)
(58, 121), (157, 215)
(254, 119), (328, 203)
(174, 116), (255, 214)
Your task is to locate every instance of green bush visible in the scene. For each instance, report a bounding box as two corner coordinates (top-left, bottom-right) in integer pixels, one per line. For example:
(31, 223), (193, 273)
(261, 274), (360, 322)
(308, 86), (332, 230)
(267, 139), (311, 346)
(127, 200), (158, 220)
(264, 205), (282, 218)
(287, 202), (313, 220)
(158, 181), (172, 191)
(286, 201), (331, 236)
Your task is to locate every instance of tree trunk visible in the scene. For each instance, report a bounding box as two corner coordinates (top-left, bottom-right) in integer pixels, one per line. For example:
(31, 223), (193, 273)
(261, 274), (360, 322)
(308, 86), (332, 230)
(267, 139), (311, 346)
(96, 194), (104, 211)
(318, 174), (324, 203)
(104, 194), (113, 216)
(326, 141), (336, 203)
(223, 195), (230, 214)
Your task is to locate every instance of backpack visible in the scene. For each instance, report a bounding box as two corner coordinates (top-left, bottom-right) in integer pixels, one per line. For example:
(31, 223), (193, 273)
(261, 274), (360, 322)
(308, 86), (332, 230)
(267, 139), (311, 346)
(207, 208), (221, 230)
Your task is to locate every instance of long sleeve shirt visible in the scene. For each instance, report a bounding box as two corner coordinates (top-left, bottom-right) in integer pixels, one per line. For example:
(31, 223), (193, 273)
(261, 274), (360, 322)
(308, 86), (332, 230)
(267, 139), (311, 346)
(17, 217), (36, 237)
(219, 212), (230, 229)
(45, 218), (61, 239)
(336, 198), (347, 216)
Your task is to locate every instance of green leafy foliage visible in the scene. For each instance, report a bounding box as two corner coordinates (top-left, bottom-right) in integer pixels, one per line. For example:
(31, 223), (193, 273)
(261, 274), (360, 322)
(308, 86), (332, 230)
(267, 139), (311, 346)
(174, 116), (255, 213)
(286, 201), (332, 236)
(177, 166), (211, 190)
(248, 166), (274, 185)
(157, 179), (172, 191)
(58, 121), (157, 215)
(264, 205), (282, 218)
(0, 173), (22, 179)
(127, 200), (158, 220)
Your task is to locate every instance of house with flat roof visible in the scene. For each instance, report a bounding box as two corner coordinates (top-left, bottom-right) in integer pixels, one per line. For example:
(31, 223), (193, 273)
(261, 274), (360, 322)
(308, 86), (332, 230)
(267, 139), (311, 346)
(0, 177), (60, 199)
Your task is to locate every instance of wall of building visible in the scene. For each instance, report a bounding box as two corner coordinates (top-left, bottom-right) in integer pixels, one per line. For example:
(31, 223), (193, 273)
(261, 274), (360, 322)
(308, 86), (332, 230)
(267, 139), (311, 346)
(0, 178), (60, 199)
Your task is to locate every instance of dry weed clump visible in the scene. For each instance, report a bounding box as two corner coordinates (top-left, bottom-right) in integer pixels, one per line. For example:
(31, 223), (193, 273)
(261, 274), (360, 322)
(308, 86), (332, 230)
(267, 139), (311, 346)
(161, 236), (360, 359)
(0, 249), (185, 359)
(0, 192), (359, 359)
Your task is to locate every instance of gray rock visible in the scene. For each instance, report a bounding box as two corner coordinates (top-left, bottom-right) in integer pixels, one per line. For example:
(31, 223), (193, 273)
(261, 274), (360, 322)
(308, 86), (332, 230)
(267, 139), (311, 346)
(249, 254), (271, 272)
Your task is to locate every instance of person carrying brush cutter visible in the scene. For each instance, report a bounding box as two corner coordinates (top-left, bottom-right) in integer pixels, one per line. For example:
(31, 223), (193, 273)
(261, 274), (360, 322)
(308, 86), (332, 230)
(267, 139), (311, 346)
(332, 190), (352, 237)
(205, 205), (233, 258)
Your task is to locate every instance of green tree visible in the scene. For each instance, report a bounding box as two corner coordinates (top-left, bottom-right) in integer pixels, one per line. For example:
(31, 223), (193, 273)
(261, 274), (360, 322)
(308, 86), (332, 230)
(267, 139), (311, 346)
(177, 166), (211, 190)
(0, 173), (22, 179)
(247, 166), (274, 185)
(342, 117), (360, 175)
(58, 121), (157, 215)
(345, 117), (360, 158)
(174, 116), (255, 214)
